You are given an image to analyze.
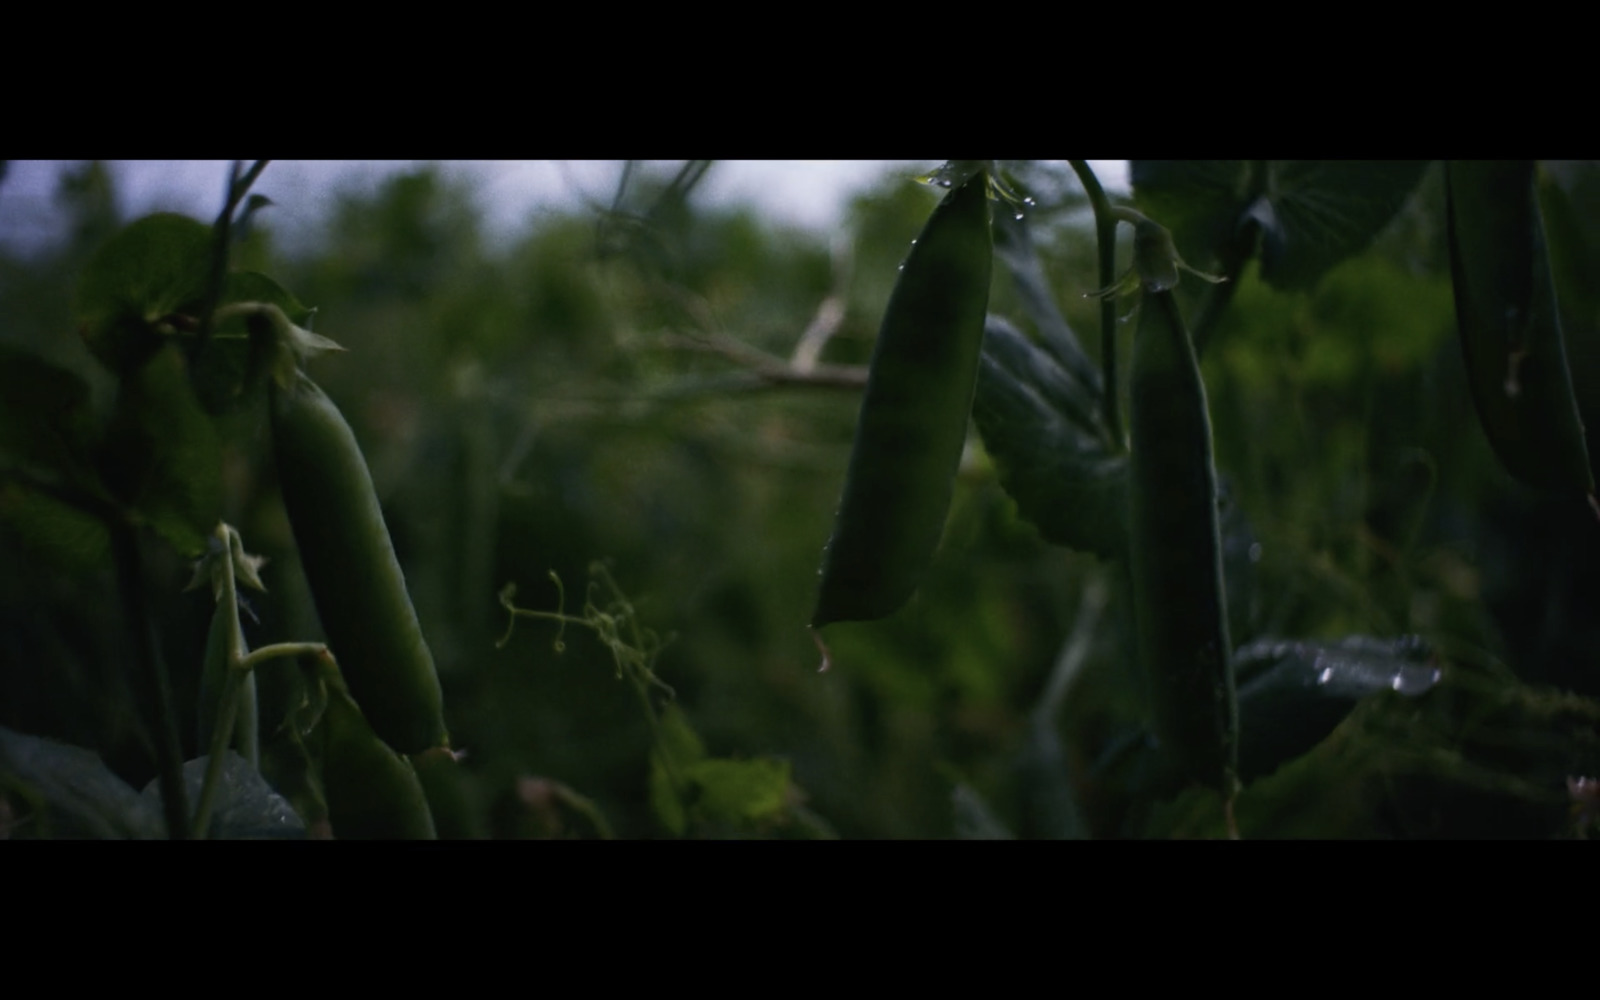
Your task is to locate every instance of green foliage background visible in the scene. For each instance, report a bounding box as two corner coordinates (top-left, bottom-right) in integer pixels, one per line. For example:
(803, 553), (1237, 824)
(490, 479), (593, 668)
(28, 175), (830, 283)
(3, 160), (1599, 838)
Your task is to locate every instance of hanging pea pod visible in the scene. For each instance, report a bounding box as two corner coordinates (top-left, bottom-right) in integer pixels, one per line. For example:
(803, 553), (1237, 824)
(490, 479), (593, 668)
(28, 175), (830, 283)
(811, 165), (993, 627)
(270, 371), (449, 754)
(1445, 160), (1594, 497)
(1127, 287), (1238, 795)
(316, 654), (437, 840)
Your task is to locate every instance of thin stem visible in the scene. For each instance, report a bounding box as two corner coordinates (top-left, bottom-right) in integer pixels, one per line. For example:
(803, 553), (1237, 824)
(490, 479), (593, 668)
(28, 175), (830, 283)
(1070, 160), (1126, 450)
(198, 159), (270, 350)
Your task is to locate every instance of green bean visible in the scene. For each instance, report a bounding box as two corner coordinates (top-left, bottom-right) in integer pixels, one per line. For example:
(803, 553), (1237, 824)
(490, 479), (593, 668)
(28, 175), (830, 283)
(270, 371), (448, 754)
(1127, 289), (1237, 794)
(316, 653), (437, 840)
(811, 166), (993, 627)
(1446, 160), (1594, 496)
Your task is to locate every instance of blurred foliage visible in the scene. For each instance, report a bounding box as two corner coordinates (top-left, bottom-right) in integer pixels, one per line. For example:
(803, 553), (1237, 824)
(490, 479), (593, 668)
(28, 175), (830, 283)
(3, 160), (1599, 838)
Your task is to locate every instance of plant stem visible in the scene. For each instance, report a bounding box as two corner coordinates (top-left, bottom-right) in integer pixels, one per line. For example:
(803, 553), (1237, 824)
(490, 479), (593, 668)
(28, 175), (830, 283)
(110, 521), (189, 839)
(1070, 160), (1126, 449)
(198, 159), (270, 349)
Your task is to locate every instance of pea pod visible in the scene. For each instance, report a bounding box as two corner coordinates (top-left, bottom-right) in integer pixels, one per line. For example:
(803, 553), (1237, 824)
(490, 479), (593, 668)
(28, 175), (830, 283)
(270, 371), (448, 754)
(1127, 289), (1237, 794)
(811, 167), (993, 627)
(196, 601), (257, 767)
(316, 655), (437, 840)
(1445, 160), (1594, 496)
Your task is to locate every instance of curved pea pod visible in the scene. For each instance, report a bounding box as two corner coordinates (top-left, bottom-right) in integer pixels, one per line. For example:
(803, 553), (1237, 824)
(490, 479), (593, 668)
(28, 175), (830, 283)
(317, 657), (436, 840)
(1445, 160), (1594, 496)
(1127, 289), (1237, 794)
(196, 601), (257, 767)
(270, 371), (448, 754)
(811, 167), (993, 627)
(410, 746), (486, 840)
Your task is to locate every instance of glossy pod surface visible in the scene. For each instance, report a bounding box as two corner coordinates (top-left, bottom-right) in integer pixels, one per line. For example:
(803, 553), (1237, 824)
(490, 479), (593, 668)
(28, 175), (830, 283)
(319, 659), (437, 840)
(1445, 160), (1593, 495)
(270, 372), (448, 754)
(812, 169), (993, 627)
(1127, 290), (1237, 793)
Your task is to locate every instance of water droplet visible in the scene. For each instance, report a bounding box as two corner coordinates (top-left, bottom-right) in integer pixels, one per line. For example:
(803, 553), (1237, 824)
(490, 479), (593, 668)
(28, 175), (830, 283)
(1013, 212), (1025, 221)
(1390, 665), (1442, 696)
(1317, 667), (1335, 685)
(1023, 197), (1037, 207)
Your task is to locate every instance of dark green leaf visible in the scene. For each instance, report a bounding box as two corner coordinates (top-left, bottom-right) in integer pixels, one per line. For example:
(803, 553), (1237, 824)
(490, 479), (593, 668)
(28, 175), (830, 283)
(0, 347), (101, 489)
(77, 213), (213, 373)
(973, 316), (1126, 558)
(1233, 634), (1440, 784)
(138, 753), (306, 840)
(0, 478), (112, 572)
(0, 724), (158, 839)
(1133, 161), (1431, 292)
(98, 345), (222, 557)
(990, 209), (1103, 397)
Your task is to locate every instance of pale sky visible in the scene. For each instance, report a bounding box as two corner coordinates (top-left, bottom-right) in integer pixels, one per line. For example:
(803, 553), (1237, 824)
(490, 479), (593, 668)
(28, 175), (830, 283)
(0, 160), (1130, 256)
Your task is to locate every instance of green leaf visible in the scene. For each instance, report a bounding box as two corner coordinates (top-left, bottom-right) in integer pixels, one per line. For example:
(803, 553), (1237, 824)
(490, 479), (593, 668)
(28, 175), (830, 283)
(0, 347), (101, 488)
(989, 209), (1104, 398)
(138, 753), (306, 840)
(1233, 634), (1440, 784)
(1132, 161), (1431, 292)
(98, 345), (222, 558)
(684, 757), (791, 825)
(77, 213), (213, 373)
(0, 724), (159, 839)
(0, 478), (112, 572)
(972, 316), (1126, 558)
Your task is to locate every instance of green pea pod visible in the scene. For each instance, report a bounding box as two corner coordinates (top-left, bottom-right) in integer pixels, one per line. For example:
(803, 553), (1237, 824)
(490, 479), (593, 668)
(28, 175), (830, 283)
(811, 167), (993, 627)
(1127, 289), (1237, 794)
(1445, 160), (1594, 495)
(410, 747), (486, 839)
(196, 601), (257, 767)
(317, 656), (436, 840)
(270, 371), (449, 754)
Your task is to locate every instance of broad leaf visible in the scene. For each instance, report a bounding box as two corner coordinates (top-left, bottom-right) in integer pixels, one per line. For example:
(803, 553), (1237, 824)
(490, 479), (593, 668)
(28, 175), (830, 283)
(0, 347), (100, 489)
(1232, 634), (1441, 783)
(1132, 161), (1431, 292)
(972, 316), (1126, 558)
(98, 345), (222, 558)
(990, 209), (1104, 398)
(0, 478), (112, 573)
(77, 213), (213, 373)
(139, 753), (306, 840)
(0, 724), (157, 838)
